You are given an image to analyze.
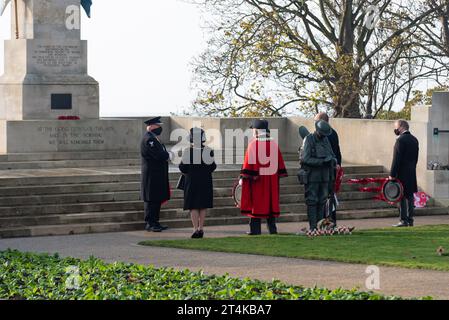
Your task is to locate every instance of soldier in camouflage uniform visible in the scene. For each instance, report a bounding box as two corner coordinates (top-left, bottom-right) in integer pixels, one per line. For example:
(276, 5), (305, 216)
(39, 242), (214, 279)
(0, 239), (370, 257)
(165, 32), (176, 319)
(299, 121), (337, 230)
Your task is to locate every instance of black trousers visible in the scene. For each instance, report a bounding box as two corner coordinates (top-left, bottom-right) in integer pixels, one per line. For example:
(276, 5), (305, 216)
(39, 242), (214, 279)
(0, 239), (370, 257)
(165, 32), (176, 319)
(144, 202), (161, 227)
(249, 217), (277, 235)
(400, 194), (415, 225)
(327, 193), (338, 226)
(305, 182), (330, 229)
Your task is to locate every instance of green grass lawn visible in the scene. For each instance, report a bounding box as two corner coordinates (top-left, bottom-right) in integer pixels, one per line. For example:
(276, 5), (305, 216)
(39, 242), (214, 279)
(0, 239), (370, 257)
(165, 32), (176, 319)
(140, 225), (449, 272)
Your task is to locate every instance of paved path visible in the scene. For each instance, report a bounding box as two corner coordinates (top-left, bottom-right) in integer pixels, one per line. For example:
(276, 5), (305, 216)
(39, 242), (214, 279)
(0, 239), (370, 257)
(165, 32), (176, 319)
(1, 216), (449, 299)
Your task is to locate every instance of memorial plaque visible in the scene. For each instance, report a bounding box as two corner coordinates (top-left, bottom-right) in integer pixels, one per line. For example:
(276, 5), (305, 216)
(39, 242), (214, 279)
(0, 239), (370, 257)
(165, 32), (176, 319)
(32, 45), (82, 68)
(51, 94), (73, 110)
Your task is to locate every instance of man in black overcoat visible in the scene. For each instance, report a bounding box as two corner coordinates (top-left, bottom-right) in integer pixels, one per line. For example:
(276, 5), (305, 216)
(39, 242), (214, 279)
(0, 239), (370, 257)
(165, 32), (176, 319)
(389, 120), (419, 227)
(141, 117), (171, 232)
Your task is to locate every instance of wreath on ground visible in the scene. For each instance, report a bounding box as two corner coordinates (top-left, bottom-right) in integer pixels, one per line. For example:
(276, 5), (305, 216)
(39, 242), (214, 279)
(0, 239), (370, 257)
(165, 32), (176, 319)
(297, 218), (356, 237)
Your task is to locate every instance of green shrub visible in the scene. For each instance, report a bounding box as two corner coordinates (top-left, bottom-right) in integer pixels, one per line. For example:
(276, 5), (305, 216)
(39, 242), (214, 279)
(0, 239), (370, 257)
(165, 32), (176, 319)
(0, 249), (402, 300)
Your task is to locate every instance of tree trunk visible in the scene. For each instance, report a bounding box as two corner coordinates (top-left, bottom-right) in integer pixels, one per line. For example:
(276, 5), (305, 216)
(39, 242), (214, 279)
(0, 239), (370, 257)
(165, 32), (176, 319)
(333, 66), (361, 118)
(334, 0), (361, 118)
(441, 3), (449, 53)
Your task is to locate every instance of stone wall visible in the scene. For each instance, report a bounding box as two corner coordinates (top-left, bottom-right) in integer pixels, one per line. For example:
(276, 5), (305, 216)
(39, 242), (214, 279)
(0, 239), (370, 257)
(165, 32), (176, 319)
(167, 116), (400, 169)
(164, 100), (448, 203)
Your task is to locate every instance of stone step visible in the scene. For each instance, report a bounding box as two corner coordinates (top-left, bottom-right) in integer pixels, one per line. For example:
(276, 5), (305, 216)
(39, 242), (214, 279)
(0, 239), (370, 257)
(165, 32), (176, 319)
(0, 151), (141, 162)
(0, 181), (377, 199)
(0, 189), (376, 207)
(0, 168), (386, 187)
(0, 151), (295, 169)
(0, 159), (142, 170)
(0, 206), (446, 239)
(0, 173), (141, 187)
(168, 172), (387, 188)
(0, 182), (143, 197)
(0, 151), (140, 163)
(335, 166), (385, 174)
(0, 193), (378, 221)
(0, 201), (144, 217)
(0, 197), (398, 219)
(0, 150), (294, 163)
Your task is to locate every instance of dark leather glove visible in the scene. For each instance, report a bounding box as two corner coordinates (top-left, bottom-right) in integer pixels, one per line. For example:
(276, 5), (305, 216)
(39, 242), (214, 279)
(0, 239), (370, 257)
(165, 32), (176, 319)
(323, 156), (333, 166)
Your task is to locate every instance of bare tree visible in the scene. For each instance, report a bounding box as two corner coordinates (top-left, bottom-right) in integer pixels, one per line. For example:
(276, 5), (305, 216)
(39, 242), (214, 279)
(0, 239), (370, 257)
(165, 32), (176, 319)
(190, 0), (447, 118)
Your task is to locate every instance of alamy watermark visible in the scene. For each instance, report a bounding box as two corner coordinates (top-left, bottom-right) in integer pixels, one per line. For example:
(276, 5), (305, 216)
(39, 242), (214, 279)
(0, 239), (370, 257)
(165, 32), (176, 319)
(365, 265), (381, 290)
(166, 121), (281, 176)
(65, 5), (80, 30)
(65, 266), (81, 290)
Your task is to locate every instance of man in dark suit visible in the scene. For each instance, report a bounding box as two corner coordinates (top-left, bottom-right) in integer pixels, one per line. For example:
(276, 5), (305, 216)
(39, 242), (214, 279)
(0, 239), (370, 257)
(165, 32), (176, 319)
(389, 120), (419, 227)
(141, 117), (172, 232)
(314, 113), (342, 224)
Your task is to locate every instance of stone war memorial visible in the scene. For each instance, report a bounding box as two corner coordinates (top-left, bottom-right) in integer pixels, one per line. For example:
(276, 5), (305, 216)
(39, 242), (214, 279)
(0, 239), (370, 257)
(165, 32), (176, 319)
(0, 0), (449, 303)
(0, 0), (145, 154)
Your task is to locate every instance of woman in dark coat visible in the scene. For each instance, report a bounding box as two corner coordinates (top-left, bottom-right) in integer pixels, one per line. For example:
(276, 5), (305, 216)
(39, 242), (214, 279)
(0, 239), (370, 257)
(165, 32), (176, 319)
(179, 128), (217, 238)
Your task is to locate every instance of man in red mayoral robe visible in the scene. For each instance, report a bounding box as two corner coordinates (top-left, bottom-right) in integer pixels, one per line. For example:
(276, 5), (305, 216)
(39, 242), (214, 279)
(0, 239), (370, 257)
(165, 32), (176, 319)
(240, 119), (288, 235)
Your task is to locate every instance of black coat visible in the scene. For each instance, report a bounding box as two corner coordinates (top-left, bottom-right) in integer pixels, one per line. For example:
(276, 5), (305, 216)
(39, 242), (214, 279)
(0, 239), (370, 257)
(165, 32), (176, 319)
(140, 132), (170, 203)
(328, 129), (342, 166)
(390, 131), (419, 196)
(179, 147), (217, 210)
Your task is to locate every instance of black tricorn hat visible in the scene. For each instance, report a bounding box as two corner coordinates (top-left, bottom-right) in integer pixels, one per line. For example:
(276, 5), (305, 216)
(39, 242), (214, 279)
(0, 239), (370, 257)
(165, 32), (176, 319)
(144, 117), (163, 125)
(189, 127), (206, 143)
(250, 119), (269, 130)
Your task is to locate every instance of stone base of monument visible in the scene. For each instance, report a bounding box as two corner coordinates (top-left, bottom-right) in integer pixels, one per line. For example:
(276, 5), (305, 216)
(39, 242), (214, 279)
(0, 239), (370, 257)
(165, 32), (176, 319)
(0, 82), (100, 121)
(0, 119), (146, 154)
(0, 38), (100, 121)
(427, 170), (449, 206)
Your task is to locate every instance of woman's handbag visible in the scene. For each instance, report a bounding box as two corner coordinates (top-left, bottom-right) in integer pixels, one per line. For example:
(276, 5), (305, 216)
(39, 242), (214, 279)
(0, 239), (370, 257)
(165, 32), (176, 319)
(176, 174), (186, 190)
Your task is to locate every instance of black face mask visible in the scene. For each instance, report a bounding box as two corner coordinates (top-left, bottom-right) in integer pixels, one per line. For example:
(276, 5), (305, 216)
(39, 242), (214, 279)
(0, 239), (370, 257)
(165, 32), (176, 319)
(394, 129), (401, 136)
(151, 127), (163, 136)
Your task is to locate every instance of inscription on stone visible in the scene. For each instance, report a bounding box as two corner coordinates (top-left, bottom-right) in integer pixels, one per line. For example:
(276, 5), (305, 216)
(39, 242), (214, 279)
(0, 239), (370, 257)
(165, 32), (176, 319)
(37, 126), (115, 146)
(32, 45), (81, 67)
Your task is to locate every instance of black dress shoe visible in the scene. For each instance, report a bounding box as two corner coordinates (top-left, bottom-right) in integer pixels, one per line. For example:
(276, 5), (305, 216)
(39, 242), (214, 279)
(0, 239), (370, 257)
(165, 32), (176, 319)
(246, 232), (261, 236)
(144, 224), (152, 231)
(157, 224), (169, 231)
(392, 221), (409, 228)
(191, 231), (200, 239)
(148, 226), (163, 233)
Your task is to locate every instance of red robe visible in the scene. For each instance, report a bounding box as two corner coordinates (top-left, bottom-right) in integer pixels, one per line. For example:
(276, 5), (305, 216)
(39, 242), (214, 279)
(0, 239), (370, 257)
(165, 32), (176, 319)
(240, 137), (288, 219)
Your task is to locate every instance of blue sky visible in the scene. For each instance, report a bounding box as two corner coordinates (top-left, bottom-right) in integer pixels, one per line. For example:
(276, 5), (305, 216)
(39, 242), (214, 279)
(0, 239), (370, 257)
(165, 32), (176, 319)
(0, 0), (207, 116)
